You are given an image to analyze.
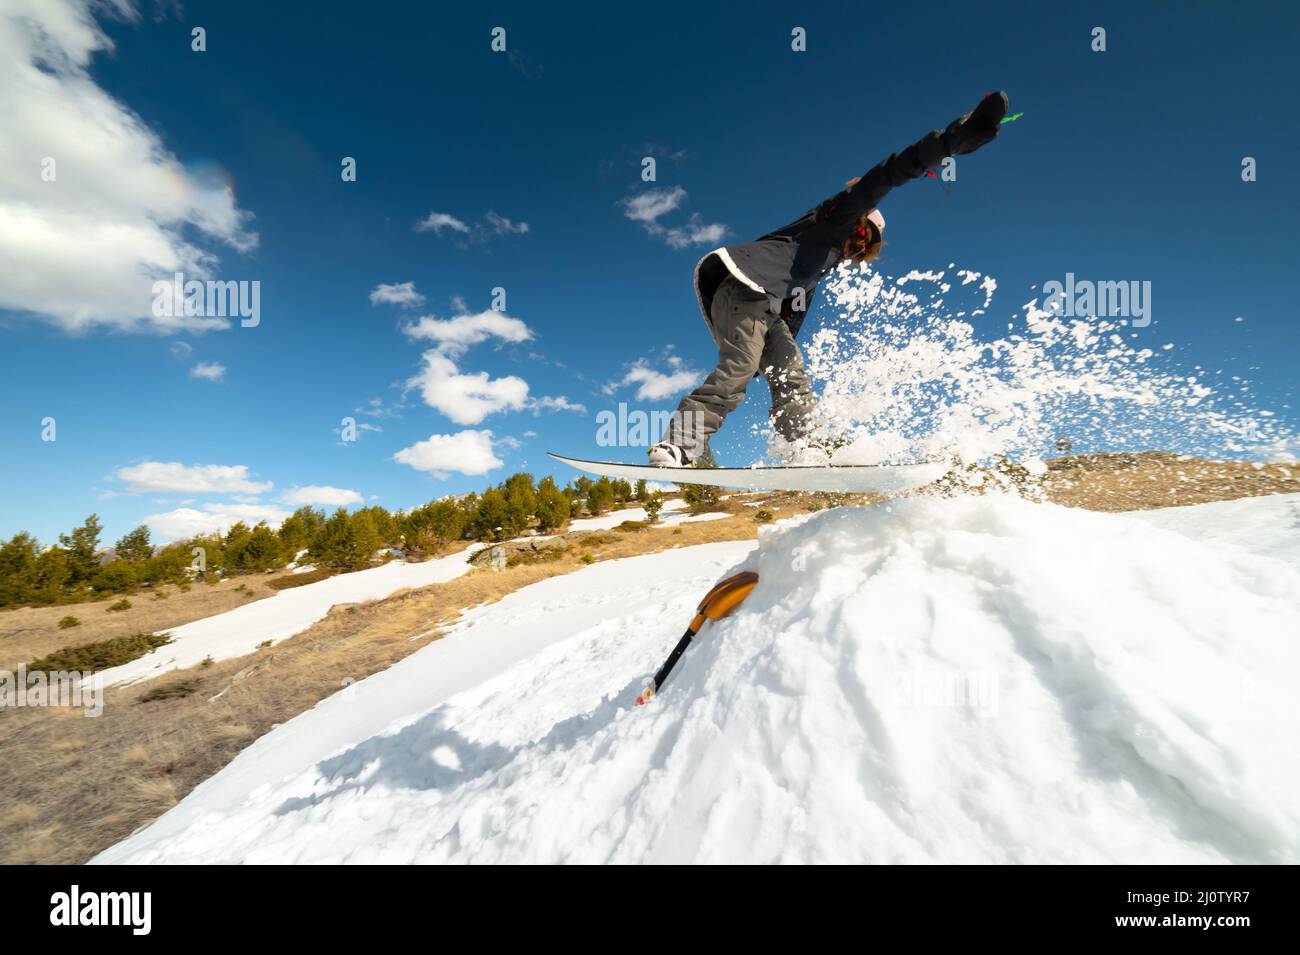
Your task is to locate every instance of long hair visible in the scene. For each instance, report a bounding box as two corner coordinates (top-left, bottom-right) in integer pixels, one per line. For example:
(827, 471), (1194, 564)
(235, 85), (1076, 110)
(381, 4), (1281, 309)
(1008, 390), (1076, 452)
(843, 210), (884, 265)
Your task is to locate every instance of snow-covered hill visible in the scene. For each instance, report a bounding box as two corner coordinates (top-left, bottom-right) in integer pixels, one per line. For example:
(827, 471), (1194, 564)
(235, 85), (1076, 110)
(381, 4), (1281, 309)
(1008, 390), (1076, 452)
(94, 493), (1300, 864)
(99, 498), (723, 686)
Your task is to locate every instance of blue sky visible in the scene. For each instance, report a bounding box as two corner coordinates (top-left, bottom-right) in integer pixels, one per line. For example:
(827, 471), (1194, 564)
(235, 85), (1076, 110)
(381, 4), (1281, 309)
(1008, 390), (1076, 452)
(1, 0), (1297, 544)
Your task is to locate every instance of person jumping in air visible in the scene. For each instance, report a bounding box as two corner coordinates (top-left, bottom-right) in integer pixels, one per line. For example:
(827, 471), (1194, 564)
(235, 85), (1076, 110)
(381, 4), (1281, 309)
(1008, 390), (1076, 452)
(648, 91), (1009, 468)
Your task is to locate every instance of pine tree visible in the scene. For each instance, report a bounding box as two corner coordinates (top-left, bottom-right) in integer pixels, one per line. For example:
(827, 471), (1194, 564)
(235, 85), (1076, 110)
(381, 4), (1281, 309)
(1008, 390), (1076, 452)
(357, 505), (396, 546)
(91, 559), (138, 594)
(235, 523), (286, 571)
(143, 543), (192, 586)
(502, 473), (537, 536)
(343, 511), (381, 569)
(31, 546), (71, 604)
(586, 477), (615, 515)
(59, 514), (103, 587)
(310, 509), (353, 567)
(473, 488), (511, 541)
(681, 448), (723, 513)
(400, 498), (468, 556)
(278, 506), (326, 554)
(535, 476), (570, 531)
(114, 525), (153, 564)
(0, 532), (40, 608)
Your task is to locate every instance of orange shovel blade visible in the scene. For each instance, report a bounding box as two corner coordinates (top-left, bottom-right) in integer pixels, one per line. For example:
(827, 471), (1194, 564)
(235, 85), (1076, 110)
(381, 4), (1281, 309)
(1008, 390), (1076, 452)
(697, 571), (758, 621)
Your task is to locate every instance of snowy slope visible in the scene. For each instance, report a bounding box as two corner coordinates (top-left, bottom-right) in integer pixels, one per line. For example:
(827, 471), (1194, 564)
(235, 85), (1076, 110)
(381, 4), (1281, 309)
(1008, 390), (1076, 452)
(100, 546), (485, 686)
(95, 493), (1300, 864)
(101, 500), (721, 687)
(566, 497), (728, 532)
(1133, 492), (1300, 567)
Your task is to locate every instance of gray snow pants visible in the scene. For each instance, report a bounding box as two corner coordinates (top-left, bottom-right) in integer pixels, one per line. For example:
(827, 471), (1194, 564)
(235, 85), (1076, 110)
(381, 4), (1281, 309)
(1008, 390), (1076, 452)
(663, 275), (815, 458)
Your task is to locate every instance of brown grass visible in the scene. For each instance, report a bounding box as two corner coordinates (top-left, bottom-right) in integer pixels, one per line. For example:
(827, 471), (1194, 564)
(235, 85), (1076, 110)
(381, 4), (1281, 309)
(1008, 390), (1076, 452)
(1, 455), (1295, 864)
(1040, 452), (1300, 511)
(0, 575), (284, 674)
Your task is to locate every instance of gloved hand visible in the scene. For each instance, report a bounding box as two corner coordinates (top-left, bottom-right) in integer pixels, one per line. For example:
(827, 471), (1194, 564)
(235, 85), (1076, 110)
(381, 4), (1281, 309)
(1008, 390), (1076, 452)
(943, 91), (1008, 156)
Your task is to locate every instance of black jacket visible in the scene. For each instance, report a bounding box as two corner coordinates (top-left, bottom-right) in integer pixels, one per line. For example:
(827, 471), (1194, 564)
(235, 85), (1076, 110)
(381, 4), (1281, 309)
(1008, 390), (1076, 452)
(693, 93), (1007, 339)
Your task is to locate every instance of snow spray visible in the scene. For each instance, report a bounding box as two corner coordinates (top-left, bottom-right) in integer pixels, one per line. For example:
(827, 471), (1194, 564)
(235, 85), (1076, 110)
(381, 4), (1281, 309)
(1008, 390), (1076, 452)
(764, 265), (1295, 475)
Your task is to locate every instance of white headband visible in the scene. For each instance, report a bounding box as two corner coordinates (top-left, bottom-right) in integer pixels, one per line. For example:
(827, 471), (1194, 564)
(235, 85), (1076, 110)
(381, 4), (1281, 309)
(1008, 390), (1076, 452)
(867, 208), (885, 233)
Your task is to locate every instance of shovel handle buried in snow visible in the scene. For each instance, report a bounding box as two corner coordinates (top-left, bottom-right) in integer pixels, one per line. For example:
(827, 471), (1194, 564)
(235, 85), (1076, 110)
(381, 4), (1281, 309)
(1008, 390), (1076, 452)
(636, 571), (758, 706)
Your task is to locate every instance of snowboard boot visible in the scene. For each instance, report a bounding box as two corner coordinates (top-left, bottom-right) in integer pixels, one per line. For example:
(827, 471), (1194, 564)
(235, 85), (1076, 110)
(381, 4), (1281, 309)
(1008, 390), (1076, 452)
(647, 442), (692, 468)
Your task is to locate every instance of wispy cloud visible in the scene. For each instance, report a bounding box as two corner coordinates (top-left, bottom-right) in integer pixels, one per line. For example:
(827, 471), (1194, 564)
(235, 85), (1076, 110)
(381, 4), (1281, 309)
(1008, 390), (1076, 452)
(622, 187), (687, 224)
(505, 49), (543, 80)
(369, 281), (426, 308)
(530, 395), (587, 415)
(355, 397), (403, 420)
(416, 209), (530, 245)
(414, 211), (471, 236)
(484, 210), (529, 236)
(661, 215), (728, 250)
(621, 187), (725, 249)
(605, 354), (703, 401)
(190, 361), (226, 381)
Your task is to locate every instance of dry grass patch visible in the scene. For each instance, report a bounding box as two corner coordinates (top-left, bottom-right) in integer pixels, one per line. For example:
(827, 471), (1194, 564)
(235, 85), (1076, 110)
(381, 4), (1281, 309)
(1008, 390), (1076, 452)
(1041, 452), (1300, 511)
(0, 573), (289, 673)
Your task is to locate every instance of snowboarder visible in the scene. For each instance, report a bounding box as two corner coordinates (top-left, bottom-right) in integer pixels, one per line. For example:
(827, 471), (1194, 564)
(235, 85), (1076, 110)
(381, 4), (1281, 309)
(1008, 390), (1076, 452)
(648, 91), (1010, 468)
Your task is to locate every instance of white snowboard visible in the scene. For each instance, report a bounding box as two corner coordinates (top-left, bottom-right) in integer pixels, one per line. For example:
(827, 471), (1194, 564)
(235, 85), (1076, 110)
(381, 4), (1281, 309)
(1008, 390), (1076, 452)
(548, 452), (950, 495)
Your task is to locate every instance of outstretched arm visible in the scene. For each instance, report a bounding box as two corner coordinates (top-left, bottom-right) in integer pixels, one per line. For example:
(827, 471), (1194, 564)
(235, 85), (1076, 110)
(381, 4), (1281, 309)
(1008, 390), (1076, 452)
(809, 92), (1009, 240)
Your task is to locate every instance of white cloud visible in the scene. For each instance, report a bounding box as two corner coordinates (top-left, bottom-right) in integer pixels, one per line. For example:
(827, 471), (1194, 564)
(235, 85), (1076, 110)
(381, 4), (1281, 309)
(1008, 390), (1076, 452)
(190, 361), (226, 381)
(609, 355), (702, 401)
(406, 351), (530, 425)
(170, 341), (192, 359)
(621, 187), (725, 249)
(115, 461), (272, 495)
(144, 502), (290, 542)
(662, 214), (728, 249)
(401, 309), (534, 354)
(394, 430), (504, 478)
(414, 211), (470, 235)
(369, 281), (425, 308)
(282, 485), (363, 507)
(484, 210), (529, 235)
(530, 395), (587, 415)
(355, 396), (403, 420)
(417, 210), (529, 243)
(622, 187), (687, 224)
(0, 0), (257, 333)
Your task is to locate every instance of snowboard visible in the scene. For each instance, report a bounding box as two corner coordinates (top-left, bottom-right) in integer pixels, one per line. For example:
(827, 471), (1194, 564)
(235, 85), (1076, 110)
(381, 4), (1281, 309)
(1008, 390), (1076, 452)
(548, 452), (950, 495)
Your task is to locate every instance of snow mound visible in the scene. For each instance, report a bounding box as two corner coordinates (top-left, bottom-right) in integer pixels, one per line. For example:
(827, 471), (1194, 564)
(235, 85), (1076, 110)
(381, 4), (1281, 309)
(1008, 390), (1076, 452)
(96, 494), (1300, 864)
